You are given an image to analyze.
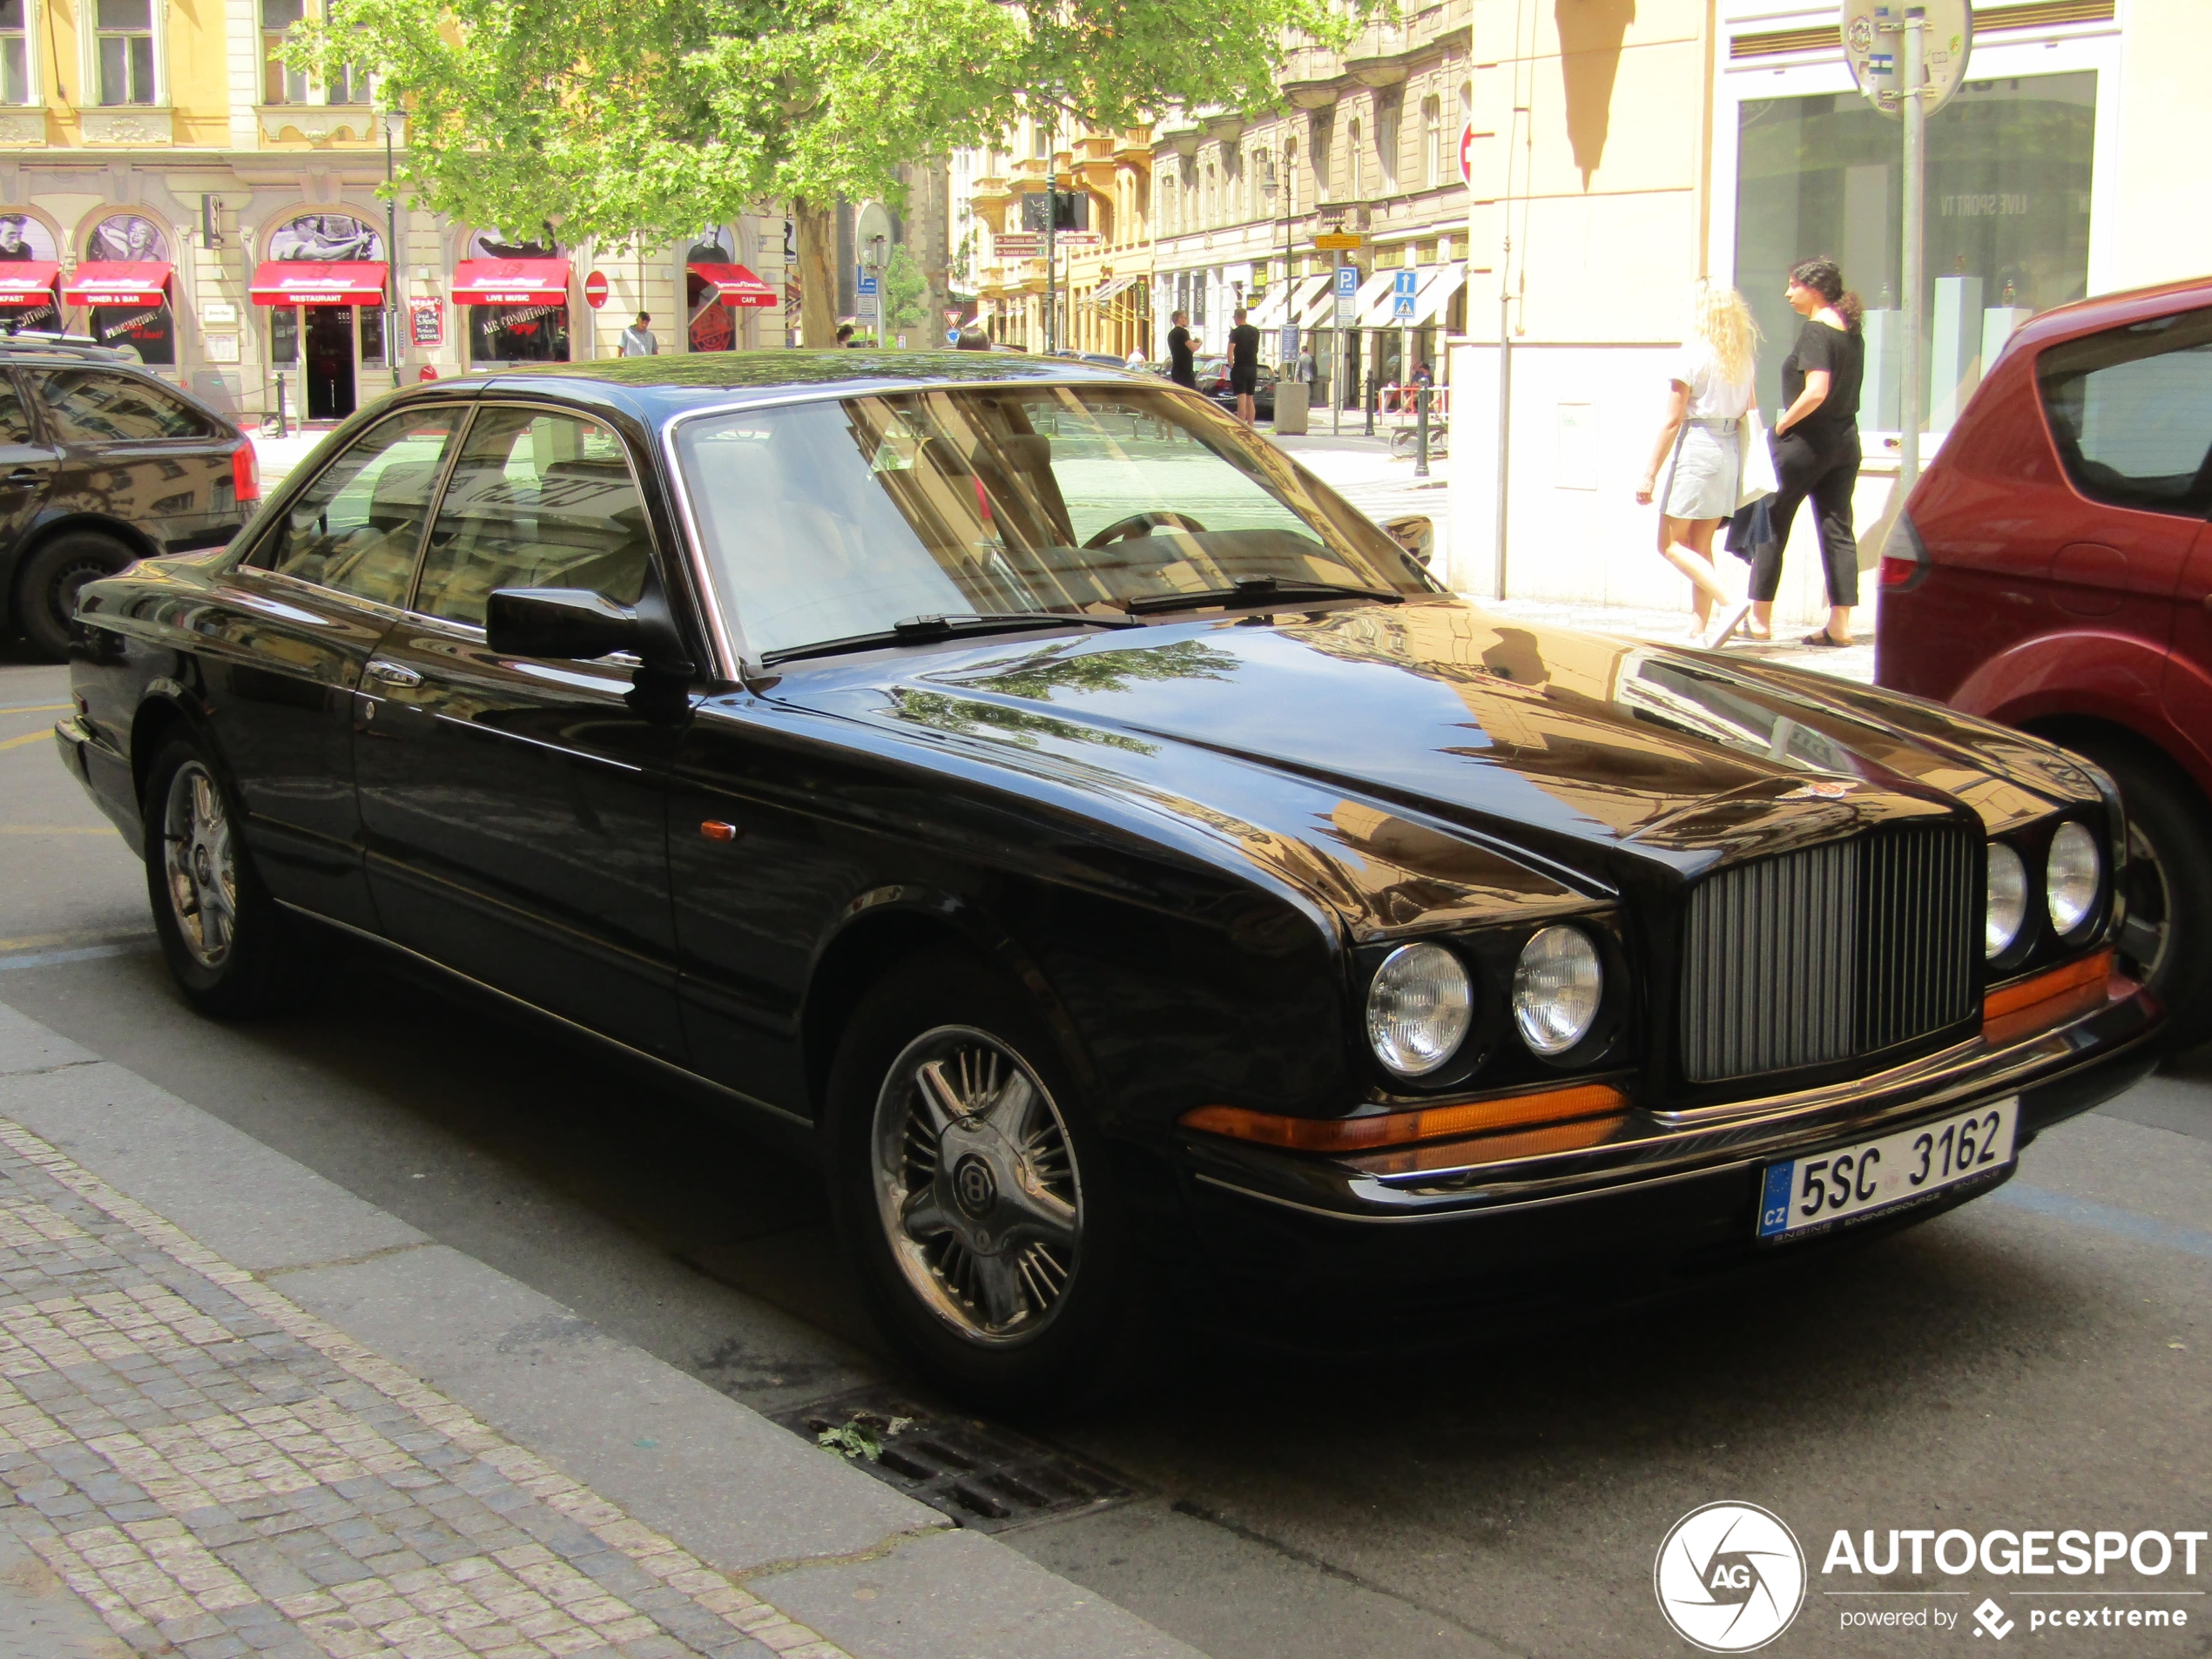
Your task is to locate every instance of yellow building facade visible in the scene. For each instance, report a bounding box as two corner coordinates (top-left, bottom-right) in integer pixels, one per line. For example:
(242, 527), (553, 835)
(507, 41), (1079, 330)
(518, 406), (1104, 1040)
(0, 0), (788, 425)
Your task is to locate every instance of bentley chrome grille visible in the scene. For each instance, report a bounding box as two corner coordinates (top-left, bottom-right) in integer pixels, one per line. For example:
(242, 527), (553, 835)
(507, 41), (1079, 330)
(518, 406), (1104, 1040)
(1680, 825), (1977, 1084)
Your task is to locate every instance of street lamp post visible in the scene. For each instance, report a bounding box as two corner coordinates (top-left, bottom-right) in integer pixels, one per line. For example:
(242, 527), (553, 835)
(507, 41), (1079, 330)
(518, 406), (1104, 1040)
(384, 112), (401, 388)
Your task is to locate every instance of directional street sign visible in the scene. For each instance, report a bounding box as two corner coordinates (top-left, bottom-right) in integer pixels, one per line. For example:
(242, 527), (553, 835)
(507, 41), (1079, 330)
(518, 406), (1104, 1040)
(1314, 233), (1362, 253)
(1392, 267), (1418, 321)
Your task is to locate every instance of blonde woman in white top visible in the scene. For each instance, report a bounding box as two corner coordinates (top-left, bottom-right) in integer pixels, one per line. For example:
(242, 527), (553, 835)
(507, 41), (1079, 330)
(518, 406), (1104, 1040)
(1637, 284), (1761, 646)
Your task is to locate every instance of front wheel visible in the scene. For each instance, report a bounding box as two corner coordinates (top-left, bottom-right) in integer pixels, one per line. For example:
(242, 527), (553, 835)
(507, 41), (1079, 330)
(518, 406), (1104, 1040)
(824, 954), (1146, 1414)
(17, 531), (136, 660)
(143, 737), (310, 1017)
(2074, 742), (2212, 1050)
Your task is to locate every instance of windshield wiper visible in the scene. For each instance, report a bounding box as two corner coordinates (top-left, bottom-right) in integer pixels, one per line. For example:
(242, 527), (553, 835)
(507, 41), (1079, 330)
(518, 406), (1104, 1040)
(759, 610), (1139, 665)
(1122, 575), (1402, 615)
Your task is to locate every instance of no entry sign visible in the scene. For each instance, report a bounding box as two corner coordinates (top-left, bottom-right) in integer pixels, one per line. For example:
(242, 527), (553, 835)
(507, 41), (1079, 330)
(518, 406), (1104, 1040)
(583, 270), (609, 309)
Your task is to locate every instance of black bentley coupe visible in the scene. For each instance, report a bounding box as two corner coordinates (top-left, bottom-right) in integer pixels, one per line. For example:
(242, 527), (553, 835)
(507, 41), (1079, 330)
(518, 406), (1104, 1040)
(52, 354), (2160, 1408)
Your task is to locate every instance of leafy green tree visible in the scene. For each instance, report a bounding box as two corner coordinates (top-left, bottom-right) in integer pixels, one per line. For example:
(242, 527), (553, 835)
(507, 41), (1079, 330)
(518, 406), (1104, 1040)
(293, 0), (1366, 346)
(882, 244), (931, 331)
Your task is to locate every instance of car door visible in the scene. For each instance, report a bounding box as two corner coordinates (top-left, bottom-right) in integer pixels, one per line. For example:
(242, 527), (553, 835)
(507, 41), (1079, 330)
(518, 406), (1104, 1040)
(23, 364), (244, 548)
(191, 401), (463, 929)
(354, 400), (688, 1059)
(0, 368), (61, 547)
(2033, 305), (2212, 758)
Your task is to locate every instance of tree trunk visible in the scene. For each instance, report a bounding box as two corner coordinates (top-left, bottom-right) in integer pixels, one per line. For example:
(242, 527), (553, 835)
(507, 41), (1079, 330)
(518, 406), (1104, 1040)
(793, 197), (837, 348)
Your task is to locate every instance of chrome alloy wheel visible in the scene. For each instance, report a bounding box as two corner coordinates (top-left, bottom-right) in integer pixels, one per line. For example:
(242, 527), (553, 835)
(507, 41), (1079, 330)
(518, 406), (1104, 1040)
(162, 761), (237, 969)
(2117, 819), (2172, 987)
(871, 1025), (1082, 1346)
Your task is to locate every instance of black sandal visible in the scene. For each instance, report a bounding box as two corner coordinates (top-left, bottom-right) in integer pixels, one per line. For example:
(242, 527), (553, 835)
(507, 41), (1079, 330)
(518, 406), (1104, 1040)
(1800, 630), (1851, 648)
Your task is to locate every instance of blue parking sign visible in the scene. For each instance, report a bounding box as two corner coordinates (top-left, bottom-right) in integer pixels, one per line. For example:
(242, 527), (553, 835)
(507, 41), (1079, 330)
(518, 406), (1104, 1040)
(1334, 266), (1358, 300)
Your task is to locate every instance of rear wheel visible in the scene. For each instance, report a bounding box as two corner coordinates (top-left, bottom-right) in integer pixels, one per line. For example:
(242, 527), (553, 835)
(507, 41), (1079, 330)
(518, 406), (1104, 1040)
(143, 736), (309, 1017)
(2072, 741), (2212, 1048)
(824, 953), (1146, 1415)
(17, 531), (136, 660)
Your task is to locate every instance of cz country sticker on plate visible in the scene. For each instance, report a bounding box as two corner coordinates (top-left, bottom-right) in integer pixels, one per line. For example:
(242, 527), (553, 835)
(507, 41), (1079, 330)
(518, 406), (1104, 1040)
(1757, 1097), (2019, 1239)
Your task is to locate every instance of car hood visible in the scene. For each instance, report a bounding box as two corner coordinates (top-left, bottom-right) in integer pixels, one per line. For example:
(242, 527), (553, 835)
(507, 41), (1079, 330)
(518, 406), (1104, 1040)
(765, 597), (2097, 929)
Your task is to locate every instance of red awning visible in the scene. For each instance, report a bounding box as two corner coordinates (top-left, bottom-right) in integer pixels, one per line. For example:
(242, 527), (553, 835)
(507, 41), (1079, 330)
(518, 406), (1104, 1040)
(0, 261), (60, 307)
(452, 259), (570, 305)
(689, 262), (779, 308)
(64, 261), (172, 307)
(250, 260), (389, 307)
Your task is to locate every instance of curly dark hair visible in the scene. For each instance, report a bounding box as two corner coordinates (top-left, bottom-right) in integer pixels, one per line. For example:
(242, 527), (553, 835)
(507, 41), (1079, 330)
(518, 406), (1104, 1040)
(1789, 257), (1865, 331)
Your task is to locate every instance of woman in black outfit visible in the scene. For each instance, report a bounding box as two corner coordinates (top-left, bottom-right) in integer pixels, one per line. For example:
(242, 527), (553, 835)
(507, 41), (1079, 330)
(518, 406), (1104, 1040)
(1750, 257), (1865, 648)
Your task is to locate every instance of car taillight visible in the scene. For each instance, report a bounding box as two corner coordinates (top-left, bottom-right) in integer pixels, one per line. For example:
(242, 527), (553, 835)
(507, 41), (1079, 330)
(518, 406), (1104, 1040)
(232, 443), (260, 502)
(1878, 509), (1929, 592)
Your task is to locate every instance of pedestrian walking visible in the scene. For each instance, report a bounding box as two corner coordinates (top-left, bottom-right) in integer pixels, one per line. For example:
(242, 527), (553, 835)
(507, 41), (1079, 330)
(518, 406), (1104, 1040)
(1751, 257), (1866, 649)
(618, 312), (658, 356)
(1228, 307), (1261, 424)
(1296, 344), (1316, 388)
(1637, 282), (1760, 647)
(1167, 311), (1197, 388)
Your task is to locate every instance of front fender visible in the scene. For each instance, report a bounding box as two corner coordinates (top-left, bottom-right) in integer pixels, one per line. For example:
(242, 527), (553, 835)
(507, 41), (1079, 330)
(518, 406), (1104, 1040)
(1952, 627), (2176, 748)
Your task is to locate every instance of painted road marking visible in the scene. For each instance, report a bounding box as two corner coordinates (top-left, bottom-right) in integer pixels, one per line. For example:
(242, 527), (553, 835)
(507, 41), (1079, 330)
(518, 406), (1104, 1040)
(1990, 1181), (2212, 1263)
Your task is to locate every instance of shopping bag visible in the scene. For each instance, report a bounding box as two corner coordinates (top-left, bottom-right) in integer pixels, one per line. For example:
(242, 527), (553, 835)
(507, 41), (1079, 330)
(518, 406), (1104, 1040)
(1737, 408), (1778, 505)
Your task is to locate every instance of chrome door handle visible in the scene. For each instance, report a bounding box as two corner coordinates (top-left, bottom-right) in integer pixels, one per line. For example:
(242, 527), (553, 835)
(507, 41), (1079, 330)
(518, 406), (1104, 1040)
(3, 467), (44, 485)
(362, 660), (422, 689)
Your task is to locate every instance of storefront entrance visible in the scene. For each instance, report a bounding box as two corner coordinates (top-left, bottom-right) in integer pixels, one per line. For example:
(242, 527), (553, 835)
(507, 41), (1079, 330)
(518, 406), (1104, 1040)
(306, 306), (355, 421)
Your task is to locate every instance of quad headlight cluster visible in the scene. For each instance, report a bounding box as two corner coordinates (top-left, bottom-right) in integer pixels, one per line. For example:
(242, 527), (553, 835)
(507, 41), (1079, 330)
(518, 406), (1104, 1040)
(1365, 926), (1605, 1079)
(1985, 822), (2105, 960)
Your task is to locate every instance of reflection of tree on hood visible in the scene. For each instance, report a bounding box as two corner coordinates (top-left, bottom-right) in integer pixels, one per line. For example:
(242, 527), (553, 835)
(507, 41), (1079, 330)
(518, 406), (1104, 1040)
(963, 638), (1242, 702)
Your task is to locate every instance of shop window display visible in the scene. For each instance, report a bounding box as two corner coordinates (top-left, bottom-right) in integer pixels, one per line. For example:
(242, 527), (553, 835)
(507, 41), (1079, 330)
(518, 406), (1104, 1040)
(462, 228), (570, 365)
(82, 213), (175, 365)
(0, 212), (59, 334)
(1734, 71), (2095, 431)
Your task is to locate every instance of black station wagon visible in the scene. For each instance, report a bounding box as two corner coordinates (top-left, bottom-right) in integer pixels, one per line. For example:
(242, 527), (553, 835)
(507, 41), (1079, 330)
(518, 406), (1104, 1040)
(53, 354), (2160, 1407)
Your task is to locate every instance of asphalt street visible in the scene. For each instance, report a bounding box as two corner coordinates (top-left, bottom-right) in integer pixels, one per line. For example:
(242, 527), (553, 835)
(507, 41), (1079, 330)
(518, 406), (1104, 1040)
(4, 640), (2209, 1658)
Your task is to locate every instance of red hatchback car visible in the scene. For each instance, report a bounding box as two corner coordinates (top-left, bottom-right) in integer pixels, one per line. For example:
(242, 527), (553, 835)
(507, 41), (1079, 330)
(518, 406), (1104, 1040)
(1877, 275), (2212, 1038)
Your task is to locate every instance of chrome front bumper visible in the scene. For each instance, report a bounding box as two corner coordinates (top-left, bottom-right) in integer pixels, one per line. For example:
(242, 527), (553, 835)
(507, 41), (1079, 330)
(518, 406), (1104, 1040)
(1181, 974), (2161, 1226)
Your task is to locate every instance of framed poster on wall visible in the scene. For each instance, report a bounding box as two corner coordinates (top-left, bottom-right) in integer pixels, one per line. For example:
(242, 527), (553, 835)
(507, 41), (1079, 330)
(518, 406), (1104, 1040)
(409, 298), (443, 346)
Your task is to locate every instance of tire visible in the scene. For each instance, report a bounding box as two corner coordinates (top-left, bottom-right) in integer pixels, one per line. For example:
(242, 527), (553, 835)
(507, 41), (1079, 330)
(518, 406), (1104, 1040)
(141, 735), (310, 1018)
(2070, 739), (2212, 1049)
(822, 952), (1148, 1416)
(17, 531), (138, 661)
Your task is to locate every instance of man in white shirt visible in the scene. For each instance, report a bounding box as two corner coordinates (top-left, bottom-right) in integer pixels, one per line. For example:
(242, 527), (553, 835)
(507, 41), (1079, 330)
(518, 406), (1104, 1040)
(619, 313), (658, 356)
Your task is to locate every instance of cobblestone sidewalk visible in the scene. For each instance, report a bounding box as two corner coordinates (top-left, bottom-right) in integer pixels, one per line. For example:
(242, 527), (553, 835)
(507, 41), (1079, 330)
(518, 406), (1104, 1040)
(0, 1116), (850, 1659)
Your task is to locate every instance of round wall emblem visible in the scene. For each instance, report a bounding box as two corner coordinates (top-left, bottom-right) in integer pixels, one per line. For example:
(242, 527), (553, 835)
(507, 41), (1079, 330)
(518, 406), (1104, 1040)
(952, 1154), (997, 1217)
(1653, 1501), (1805, 1652)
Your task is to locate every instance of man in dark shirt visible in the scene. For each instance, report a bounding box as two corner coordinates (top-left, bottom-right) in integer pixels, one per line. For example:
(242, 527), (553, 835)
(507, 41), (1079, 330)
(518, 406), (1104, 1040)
(1228, 307), (1261, 426)
(1167, 311), (1197, 388)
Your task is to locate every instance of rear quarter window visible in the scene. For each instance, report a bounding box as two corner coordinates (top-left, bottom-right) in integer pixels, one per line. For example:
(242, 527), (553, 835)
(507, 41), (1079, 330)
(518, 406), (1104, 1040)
(2035, 305), (2212, 516)
(30, 367), (220, 442)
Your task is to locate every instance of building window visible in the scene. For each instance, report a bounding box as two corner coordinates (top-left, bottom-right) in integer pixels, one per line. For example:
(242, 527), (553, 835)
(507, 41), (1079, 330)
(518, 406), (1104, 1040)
(1734, 71), (2096, 430)
(1284, 136), (1298, 218)
(1422, 97), (1442, 189)
(1347, 118), (1363, 200)
(0, 0), (29, 105)
(262, 0), (306, 102)
(1377, 98), (1399, 194)
(1310, 117), (1332, 204)
(95, 0), (155, 105)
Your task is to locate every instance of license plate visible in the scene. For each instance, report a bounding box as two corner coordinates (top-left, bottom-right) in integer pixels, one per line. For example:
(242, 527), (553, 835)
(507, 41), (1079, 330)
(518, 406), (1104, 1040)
(1757, 1097), (2019, 1239)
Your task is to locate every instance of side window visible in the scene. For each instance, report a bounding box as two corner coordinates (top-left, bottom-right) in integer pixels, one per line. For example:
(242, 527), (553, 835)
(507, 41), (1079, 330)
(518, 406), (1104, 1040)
(31, 368), (217, 442)
(2036, 306), (2212, 517)
(0, 376), (33, 446)
(412, 408), (652, 631)
(249, 406), (460, 606)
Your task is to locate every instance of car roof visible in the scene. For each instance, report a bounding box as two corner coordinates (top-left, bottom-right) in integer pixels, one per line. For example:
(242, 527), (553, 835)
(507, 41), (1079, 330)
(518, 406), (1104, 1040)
(2002, 273), (2212, 359)
(470, 348), (1163, 422)
(0, 336), (136, 364)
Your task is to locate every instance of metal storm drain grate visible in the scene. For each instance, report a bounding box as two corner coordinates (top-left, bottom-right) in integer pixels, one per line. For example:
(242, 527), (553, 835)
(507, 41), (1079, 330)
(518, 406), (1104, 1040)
(770, 1386), (1135, 1533)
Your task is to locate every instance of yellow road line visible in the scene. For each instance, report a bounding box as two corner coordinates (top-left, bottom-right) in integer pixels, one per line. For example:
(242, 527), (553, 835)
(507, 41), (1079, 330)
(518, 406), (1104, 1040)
(0, 704), (71, 715)
(0, 929), (149, 952)
(0, 730), (51, 752)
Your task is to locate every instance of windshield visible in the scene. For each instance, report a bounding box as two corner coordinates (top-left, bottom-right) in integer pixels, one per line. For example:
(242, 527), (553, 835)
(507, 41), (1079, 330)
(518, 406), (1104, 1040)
(673, 383), (1433, 660)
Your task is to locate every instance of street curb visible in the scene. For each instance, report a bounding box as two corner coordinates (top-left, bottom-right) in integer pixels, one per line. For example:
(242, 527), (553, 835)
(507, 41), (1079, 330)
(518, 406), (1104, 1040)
(0, 1000), (1205, 1659)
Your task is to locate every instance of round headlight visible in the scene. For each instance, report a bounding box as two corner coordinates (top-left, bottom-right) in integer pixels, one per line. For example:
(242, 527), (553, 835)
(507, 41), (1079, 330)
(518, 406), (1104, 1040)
(1986, 841), (2028, 959)
(1512, 926), (1603, 1056)
(1366, 942), (1473, 1077)
(2046, 821), (2101, 935)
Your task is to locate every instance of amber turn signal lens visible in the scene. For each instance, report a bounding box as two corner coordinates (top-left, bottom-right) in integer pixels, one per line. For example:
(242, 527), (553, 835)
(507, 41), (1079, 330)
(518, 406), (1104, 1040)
(1982, 948), (2114, 1023)
(699, 820), (739, 843)
(1179, 1082), (1630, 1153)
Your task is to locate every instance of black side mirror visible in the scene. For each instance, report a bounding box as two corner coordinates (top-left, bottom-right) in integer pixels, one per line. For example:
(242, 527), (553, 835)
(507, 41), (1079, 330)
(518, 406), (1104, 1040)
(485, 588), (645, 661)
(1383, 515), (1434, 564)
